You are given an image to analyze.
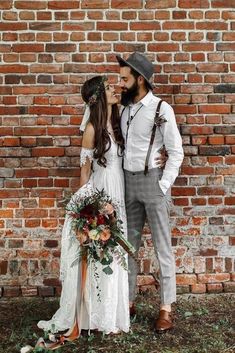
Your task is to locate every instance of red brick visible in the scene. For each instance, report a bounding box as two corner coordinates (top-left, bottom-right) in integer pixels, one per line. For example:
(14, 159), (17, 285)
(192, 198), (207, 206)
(0, 65), (28, 73)
(208, 156), (223, 164)
(197, 63), (228, 73)
(225, 156), (235, 165)
(0, 1), (13, 9)
(225, 197), (235, 205)
(173, 198), (189, 206)
(111, 0), (142, 8)
(182, 43), (214, 51)
(222, 11), (235, 20)
(148, 43), (179, 52)
(179, 0), (209, 7)
(48, 1), (80, 9)
(191, 283), (206, 293)
(199, 105), (231, 114)
(172, 187), (196, 196)
(80, 0), (109, 8)
(176, 274), (197, 285)
(208, 197), (223, 205)
(3, 286), (20, 297)
(198, 187), (225, 196)
(15, 169), (48, 178)
(146, 0), (176, 8)
(32, 147), (64, 157)
(212, 0), (235, 7)
(42, 219), (58, 228)
(0, 261), (8, 275)
(25, 219), (40, 227)
(198, 273), (230, 283)
(97, 22), (128, 30)
(225, 136), (235, 144)
(207, 283), (223, 293)
(181, 166), (214, 175)
(197, 21), (228, 30)
(208, 136), (225, 144)
(163, 21), (194, 30)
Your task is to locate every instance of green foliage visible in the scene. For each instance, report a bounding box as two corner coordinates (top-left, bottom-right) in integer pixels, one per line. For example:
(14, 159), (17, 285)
(0, 294), (234, 353)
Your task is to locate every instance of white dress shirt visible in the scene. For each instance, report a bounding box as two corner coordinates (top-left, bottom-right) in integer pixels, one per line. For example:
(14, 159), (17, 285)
(121, 91), (184, 195)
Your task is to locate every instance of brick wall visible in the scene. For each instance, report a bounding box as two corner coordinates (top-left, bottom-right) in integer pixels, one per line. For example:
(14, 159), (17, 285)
(0, 0), (234, 298)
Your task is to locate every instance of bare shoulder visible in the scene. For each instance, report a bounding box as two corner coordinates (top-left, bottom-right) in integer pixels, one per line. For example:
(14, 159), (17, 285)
(82, 122), (95, 149)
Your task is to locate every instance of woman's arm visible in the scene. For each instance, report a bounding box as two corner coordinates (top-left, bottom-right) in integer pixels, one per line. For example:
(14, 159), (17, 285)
(79, 122), (95, 188)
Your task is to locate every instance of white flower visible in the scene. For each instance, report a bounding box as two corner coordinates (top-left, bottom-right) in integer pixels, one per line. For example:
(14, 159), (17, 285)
(20, 346), (33, 353)
(89, 229), (100, 240)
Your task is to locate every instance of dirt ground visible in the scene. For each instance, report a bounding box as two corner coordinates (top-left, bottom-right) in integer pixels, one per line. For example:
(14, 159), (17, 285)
(0, 292), (234, 353)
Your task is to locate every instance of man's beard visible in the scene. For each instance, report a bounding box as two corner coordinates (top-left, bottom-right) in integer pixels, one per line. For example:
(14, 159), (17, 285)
(120, 80), (139, 106)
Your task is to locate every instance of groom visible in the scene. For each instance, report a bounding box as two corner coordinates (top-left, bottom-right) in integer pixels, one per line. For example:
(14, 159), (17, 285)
(116, 52), (184, 333)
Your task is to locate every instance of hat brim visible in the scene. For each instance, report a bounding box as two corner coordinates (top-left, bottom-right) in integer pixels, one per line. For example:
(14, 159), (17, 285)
(116, 55), (154, 90)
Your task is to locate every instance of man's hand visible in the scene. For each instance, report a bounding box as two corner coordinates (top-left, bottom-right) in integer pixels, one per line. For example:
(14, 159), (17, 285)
(155, 146), (168, 168)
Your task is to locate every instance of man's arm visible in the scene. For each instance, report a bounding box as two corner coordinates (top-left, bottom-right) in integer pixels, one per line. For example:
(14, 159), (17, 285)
(158, 103), (184, 194)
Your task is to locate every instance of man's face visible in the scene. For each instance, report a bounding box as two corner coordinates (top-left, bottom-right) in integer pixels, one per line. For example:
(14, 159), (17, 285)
(119, 66), (139, 106)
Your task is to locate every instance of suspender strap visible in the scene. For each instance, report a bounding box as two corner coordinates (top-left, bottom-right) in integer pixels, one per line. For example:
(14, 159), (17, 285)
(120, 106), (126, 170)
(144, 99), (163, 175)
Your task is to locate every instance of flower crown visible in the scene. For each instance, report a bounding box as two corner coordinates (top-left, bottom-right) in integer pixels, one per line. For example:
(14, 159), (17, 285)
(88, 76), (108, 107)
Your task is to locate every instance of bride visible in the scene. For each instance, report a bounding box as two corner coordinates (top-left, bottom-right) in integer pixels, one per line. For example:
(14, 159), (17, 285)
(31, 76), (129, 351)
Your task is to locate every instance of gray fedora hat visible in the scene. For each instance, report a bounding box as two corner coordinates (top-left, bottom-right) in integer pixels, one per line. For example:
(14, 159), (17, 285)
(116, 52), (154, 89)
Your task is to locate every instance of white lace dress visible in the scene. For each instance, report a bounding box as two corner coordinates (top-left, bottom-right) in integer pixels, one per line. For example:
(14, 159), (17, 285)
(38, 136), (130, 334)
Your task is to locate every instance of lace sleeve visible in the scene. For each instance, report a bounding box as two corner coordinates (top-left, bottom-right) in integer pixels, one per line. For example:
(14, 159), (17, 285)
(80, 147), (94, 167)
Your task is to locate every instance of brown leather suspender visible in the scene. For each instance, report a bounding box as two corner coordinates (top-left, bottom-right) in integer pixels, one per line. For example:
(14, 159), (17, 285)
(144, 99), (163, 175)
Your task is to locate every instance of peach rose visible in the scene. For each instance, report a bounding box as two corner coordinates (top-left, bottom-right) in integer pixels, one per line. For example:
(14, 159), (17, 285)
(100, 228), (111, 242)
(76, 230), (88, 244)
(101, 203), (114, 215)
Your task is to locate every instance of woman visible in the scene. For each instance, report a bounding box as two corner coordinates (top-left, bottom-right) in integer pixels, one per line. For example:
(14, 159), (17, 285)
(34, 76), (129, 350)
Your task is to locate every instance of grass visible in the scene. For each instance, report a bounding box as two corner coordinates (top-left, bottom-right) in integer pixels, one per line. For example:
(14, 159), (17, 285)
(0, 292), (234, 353)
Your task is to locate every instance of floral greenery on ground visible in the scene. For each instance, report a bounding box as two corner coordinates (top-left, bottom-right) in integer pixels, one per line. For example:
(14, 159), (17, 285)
(0, 292), (234, 353)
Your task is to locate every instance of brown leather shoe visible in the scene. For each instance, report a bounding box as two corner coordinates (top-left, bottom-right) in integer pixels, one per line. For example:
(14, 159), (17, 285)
(129, 304), (136, 317)
(155, 310), (173, 333)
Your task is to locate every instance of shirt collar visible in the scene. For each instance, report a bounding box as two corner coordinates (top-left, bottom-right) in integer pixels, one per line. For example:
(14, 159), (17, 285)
(140, 90), (153, 106)
(130, 90), (153, 108)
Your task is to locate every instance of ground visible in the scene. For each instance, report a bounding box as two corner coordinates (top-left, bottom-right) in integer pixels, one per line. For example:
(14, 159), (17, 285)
(0, 292), (234, 353)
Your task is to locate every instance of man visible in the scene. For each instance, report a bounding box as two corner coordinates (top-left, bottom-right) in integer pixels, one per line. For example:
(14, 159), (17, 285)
(116, 52), (184, 333)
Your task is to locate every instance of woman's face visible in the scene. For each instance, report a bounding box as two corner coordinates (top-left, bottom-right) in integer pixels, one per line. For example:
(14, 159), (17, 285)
(105, 81), (118, 105)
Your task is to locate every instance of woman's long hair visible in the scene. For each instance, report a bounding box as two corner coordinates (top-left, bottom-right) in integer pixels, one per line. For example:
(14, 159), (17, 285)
(81, 76), (124, 167)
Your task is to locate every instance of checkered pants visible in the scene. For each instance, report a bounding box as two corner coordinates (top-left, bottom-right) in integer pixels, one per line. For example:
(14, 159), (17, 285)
(124, 168), (176, 305)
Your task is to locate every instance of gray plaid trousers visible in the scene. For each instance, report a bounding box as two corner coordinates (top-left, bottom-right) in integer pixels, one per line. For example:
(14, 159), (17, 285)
(124, 168), (176, 305)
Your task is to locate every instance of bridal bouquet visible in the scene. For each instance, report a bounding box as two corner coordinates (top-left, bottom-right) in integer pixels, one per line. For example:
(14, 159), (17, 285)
(66, 188), (136, 275)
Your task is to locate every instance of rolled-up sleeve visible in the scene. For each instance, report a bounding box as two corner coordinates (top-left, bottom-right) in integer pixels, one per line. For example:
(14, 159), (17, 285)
(158, 103), (184, 195)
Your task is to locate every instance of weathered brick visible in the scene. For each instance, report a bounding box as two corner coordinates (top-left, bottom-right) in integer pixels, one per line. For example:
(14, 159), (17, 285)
(0, 1), (234, 297)
(21, 286), (38, 296)
(38, 286), (54, 297)
(3, 286), (20, 297)
(199, 146), (230, 156)
(223, 282), (235, 293)
(207, 283), (223, 293)
(215, 84), (235, 93)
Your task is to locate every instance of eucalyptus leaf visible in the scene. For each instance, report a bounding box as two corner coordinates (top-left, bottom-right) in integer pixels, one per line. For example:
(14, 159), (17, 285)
(103, 266), (113, 275)
(101, 256), (113, 265)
